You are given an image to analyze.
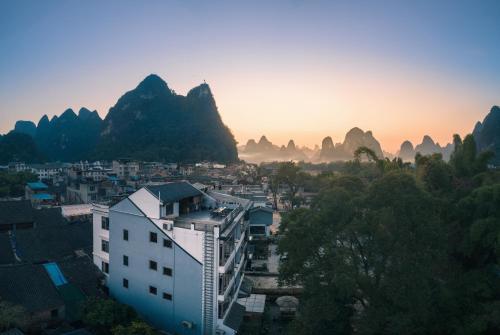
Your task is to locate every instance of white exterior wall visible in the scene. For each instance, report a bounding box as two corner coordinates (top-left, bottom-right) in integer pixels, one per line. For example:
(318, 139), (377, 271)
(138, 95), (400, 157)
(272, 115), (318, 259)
(170, 225), (204, 263)
(92, 186), (251, 335)
(92, 204), (109, 274)
(107, 199), (203, 335)
(129, 188), (160, 219)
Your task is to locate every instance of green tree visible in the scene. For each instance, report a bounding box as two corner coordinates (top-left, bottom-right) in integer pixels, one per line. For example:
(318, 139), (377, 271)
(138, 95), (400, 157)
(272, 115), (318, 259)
(415, 153), (453, 194)
(279, 172), (448, 334)
(112, 320), (157, 335)
(0, 301), (28, 331)
(276, 161), (307, 209)
(0, 171), (37, 197)
(450, 134), (493, 178)
(82, 298), (137, 335)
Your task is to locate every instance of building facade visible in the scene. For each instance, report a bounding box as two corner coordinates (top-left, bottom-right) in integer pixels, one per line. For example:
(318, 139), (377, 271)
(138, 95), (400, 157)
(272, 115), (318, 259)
(92, 181), (251, 335)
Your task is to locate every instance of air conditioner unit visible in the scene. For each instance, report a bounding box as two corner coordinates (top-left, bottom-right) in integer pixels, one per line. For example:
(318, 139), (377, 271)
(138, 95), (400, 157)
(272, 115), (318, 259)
(163, 223), (173, 231)
(181, 321), (193, 329)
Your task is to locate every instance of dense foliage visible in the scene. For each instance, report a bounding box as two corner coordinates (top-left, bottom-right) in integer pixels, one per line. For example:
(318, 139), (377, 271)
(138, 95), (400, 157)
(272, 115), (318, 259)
(0, 171), (38, 197)
(82, 297), (157, 335)
(278, 135), (500, 334)
(0, 301), (27, 331)
(0, 131), (44, 165)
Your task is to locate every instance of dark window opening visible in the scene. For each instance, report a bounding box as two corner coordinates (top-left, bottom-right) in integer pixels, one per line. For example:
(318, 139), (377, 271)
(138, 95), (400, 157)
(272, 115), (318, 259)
(123, 278), (128, 288)
(149, 286), (157, 295)
(101, 240), (109, 253)
(149, 260), (157, 270)
(163, 267), (172, 276)
(101, 216), (109, 230)
(123, 255), (128, 266)
(163, 238), (172, 248)
(101, 261), (109, 274)
(163, 292), (172, 300)
(123, 229), (129, 241)
(150, 231), (157, 243)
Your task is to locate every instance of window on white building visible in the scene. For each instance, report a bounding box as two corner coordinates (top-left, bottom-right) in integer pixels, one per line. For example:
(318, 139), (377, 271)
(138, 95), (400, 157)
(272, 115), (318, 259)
(150, 231), (157, 243)
(163, 238), (172, 248)
(101, 217), (109, 230)
(149, 260), (157, 271)
(101, 240), (109, 253)
(101, 261), (109, 274)
(163, 267), (172, 276)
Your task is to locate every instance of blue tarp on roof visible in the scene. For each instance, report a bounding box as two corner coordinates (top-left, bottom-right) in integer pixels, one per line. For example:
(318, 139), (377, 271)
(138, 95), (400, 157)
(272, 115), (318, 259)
(43, 262), (68, 286)
(32, 193), (54, 200)
(27, 181), (48, 190)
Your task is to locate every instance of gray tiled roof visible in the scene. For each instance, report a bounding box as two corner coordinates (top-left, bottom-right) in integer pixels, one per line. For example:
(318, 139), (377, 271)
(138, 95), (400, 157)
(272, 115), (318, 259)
(146, 181), (202, 203)
(0, 233), (15, 264)
(15, 221), (92, 263)
(0, 200), (34, 226)
(58, 257), (104, 297)
(0, 264), (63, 313)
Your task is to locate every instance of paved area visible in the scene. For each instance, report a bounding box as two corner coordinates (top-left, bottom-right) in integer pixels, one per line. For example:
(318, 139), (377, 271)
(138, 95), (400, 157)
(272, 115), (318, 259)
(267, 244), (279, 273)
(270, 211), (281, 235)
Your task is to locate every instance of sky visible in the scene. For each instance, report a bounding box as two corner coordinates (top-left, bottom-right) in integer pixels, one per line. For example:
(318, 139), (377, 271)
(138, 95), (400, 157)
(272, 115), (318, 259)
(1, 0), (499, 153)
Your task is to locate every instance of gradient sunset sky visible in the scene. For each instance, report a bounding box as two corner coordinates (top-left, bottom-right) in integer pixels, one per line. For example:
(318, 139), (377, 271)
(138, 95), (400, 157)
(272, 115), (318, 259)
(1, 0), (499, 152)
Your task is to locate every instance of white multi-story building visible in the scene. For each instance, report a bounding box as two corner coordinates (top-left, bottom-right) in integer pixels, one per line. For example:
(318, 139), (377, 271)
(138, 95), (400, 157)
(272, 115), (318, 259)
(29, 163), (64, 181)
(92, 181), (251, 335)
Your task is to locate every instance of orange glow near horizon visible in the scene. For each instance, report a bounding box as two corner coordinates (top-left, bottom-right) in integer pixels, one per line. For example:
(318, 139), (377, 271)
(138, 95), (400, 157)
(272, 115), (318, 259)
(1, 1), (499, 156)
(212, 61), (495, 153)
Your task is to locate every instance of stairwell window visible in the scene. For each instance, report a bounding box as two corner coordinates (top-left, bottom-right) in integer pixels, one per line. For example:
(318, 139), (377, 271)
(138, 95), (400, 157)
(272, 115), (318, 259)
(149, 286), (157, 295)
(101, 240), (109, 253)
(101, 261), (109, 274)
(123, 255), (129, 266)
(123, 278), (129, 288)
(149, 260), (157, 271)
(150, 231), (157, 243)
(123, 229), (129, 241)
(101, 217), (109, 230)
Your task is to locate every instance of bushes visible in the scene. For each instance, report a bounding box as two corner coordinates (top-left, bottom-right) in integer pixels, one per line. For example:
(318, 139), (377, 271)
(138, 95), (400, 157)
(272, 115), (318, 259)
(82, 298), (156, 335)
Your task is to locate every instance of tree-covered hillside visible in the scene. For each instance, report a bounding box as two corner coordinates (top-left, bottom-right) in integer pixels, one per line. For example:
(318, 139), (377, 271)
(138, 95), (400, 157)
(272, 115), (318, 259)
(96, 74), (238, 163)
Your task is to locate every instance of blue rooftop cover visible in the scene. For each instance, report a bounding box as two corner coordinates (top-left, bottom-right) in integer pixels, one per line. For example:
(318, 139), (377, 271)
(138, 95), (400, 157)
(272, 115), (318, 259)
(32, 193), (54, 200)
(27, 181), (48, 190)
(43, 262), (68, 286)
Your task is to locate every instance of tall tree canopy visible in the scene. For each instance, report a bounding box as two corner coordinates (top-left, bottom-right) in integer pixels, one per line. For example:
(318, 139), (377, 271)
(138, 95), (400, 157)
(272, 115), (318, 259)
(278, 134), (500, 334)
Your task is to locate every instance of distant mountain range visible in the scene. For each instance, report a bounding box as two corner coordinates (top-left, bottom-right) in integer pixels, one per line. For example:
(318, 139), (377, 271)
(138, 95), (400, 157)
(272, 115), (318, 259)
(396, 135), (455, 162)
(1, 74), (238, 164)
(238, 105), (500, 164)
(319, 127), (384, 161)
(239, 136), (310, 163)
(1, 76), (499, 166)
